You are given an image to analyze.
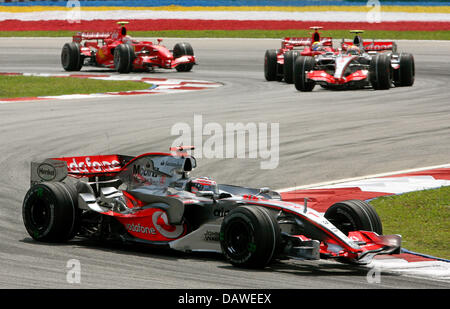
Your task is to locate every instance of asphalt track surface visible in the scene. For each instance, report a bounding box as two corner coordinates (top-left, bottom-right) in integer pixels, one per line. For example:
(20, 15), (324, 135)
(0, 38), (449, 289)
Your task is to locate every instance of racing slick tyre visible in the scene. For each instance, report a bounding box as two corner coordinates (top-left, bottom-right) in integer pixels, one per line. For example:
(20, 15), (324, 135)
(173, 42), (194, 72)
(22, 182), (80, 242)
(61, 42), (82, 71)
(294, 56), (316, 92)
(114, 44), (135, 73)
(283, 50), (300, 84)
(369, 53), (392, 90)
(393, 52), (415, 87)
(264, 49), (282, 81)
(324, 199), (383, 235)
(220, 206), (281, 268)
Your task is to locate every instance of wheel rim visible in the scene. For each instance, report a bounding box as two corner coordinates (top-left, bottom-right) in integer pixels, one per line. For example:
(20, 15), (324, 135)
(223, 219), (253, 258)
(28, 195), (51, 232)
(61, 47), (70, 68)
(114, 49), (120, 69)
(327, 210), (358, 235)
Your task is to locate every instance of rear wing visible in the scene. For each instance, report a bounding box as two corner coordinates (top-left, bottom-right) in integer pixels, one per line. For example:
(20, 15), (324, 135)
(72, 32), (113, 43)
(282, 37), (333, 49)
(30, 155), (132, 186)
(72, 22), (129, 43)
(29, 152), (197, 188)
(341, 39), (397, 52)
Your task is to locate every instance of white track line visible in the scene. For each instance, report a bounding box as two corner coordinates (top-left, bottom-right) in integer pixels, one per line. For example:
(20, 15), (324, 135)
(278, 163), (450, 192)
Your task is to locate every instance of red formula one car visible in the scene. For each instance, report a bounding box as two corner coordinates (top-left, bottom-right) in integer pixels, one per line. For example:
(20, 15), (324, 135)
(264, 26), (334, 84)
(61, 21), (196, 73)
(22, 146), (401, 268)
(293, 30), (415, 91)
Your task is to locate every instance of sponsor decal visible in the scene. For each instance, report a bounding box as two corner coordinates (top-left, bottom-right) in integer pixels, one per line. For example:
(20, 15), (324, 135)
(132, 160), (156, 177)
(285, 38), (311, 45)
(213, 208), (230, 217)
(37, 163), (56, 181)
(152, 211), (184, 239)
(365, 43), (393, 50)
(204, 231), (220, 242)
(65, 156), (121, 174)
(126, 223), (157, 235)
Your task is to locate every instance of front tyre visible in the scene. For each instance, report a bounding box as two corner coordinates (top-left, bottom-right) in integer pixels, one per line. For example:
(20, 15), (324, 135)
(294, 56), (316, 92)
(324, 199), (383, 235)
(173, 42), (194, 72)
(264, 49), (281, 81)
(283, 50), (299, 84)
(114, 44), (135, 73)
(22, 182), (79, 242)
(220, 206), (281, 268)
(394, 52), (415, 87)
(369, 53), (392, 90)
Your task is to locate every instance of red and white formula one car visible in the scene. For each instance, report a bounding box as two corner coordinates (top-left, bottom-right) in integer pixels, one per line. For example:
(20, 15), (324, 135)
(264, 26), (334, 84)
(61, 21), (196, 73)
(294, 30), (415, 91)
(23, 146), (401, 268)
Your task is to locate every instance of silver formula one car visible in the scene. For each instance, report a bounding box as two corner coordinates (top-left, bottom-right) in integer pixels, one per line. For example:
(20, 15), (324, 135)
(23, 146), (401, 268)
(294, 30), (415, 91)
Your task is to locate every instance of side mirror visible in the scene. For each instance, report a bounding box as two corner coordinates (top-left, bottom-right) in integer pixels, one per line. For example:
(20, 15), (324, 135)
(219, 192), (232, 199)
(259, 187), (271, 194)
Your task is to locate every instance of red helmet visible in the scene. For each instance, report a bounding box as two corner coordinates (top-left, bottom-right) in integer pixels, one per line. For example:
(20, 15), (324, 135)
(347, 45), (361, 55)
(189, 177), (218, 194)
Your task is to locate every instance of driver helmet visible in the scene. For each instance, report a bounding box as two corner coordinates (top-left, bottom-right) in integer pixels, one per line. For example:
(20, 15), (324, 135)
(188, 177), (218, 194)
(347, 44), (360, 55)
(311, 41), (323, 52)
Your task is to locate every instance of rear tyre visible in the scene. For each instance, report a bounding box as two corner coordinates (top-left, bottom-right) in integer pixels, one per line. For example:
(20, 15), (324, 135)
(114, 43), (135, 73)
(61, 42), (82, 71)
(369, 53), (392, 90)
(220, 206), (281, 268)
(393, 52), (415, 87)
(294, 56), (316, 92)
(22, 182), (79, 242)
(283, 50), (299, 84)
(173, 42), (194, 72)
(324, 199), (383, 235)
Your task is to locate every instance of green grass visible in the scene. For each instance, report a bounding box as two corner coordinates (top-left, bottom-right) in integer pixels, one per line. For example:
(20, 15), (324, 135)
(0, 75), (152, 99)
(1, 30), (449, 40)
(369, 186), (450, 260)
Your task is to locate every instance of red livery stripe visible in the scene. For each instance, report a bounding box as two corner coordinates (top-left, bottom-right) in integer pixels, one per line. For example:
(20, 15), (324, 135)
(383, 168), (450, 181)
(1, 19), (449, 32)
(281, 187), (393, 213)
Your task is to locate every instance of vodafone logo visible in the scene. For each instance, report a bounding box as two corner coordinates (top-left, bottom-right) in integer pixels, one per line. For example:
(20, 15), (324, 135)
(126, 223), (156, 235)
(365, 44), (393, 50)
(152, 211), (184, 239)
(64, 156), (121, 173)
